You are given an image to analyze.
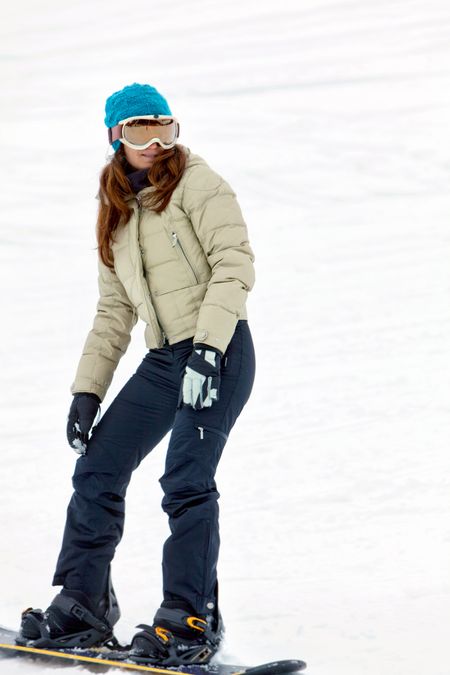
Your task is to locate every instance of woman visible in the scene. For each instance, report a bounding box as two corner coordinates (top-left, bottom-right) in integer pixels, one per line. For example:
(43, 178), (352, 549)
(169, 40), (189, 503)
(19, 83), (256, 665)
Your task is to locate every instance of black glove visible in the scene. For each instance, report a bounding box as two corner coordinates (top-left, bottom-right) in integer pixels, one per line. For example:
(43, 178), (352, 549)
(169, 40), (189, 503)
(67, 393), (101, 455)
(179, 344), (222, 410)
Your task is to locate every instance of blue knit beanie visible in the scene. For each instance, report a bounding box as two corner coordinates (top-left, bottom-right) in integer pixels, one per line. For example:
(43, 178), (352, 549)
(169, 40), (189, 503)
(105, 83), (172, 151)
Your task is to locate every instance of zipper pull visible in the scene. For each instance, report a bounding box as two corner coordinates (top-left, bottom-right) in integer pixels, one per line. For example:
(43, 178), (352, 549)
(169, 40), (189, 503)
(198, 426), (204, 440)
(171, 232), (177, 247)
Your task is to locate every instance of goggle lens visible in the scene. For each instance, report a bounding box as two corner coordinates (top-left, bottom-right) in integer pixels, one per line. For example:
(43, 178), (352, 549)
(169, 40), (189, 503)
(122, 118), (177, 147)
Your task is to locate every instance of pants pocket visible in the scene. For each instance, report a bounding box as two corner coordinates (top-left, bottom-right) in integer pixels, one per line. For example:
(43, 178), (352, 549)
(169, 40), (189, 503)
(195, 425), (228, 442)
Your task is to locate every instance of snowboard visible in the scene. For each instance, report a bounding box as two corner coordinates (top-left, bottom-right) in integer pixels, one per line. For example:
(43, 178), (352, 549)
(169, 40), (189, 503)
(0, 626), (307, 674)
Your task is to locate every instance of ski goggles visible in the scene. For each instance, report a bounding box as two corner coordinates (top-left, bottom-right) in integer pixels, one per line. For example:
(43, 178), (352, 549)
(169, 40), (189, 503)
(108, 115), (180, 150)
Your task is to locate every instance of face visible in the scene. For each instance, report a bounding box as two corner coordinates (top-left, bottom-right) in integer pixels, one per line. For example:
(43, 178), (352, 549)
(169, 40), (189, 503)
(123, 142), (163, 170)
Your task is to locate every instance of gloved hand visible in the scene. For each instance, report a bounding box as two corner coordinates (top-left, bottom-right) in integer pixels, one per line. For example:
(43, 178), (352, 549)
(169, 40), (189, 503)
(66, 393), (101, 455)
(180, 345), (222, 410)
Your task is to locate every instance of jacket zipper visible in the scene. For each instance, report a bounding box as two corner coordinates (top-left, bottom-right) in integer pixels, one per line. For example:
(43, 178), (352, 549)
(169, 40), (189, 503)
(136, 196), (166, 347)
(171, 232), (199, 284)
(196, 425), (228, 442)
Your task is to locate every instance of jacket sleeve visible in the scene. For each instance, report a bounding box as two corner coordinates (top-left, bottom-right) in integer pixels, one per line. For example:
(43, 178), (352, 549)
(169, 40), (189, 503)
(181, 165), (255, 355)
(71, 258), (138, 401)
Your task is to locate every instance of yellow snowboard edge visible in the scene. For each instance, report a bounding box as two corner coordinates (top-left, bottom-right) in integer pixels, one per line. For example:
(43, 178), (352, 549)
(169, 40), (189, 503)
(0, 641), (181, 673)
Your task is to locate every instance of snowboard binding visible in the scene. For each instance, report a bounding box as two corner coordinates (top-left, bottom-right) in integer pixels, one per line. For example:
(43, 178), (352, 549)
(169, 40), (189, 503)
(17, 577), (120, 650)
(130, 603), (224, 665)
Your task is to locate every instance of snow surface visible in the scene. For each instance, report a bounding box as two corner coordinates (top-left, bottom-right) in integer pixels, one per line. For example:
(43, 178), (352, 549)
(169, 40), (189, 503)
(1, 0), (450, 673)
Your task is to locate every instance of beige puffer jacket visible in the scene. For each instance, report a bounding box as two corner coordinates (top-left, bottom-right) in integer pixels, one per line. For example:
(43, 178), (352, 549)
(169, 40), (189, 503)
(71, 146), (255, 401)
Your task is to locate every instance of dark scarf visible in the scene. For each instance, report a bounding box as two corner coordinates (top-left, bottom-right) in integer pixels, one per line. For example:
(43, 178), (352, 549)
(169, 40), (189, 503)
(124, 160), (151, 194)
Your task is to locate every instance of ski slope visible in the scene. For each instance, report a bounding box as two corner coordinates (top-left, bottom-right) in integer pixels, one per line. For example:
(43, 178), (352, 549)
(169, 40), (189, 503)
(1, 1), (450, 673)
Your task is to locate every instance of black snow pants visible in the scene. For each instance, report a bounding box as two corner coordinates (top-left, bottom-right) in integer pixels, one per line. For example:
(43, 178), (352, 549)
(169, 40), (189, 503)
(53, 320), (255, 615)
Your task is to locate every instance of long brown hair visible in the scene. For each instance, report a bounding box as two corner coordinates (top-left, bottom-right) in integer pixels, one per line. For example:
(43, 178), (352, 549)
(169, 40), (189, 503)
(97, 144), (187, 268)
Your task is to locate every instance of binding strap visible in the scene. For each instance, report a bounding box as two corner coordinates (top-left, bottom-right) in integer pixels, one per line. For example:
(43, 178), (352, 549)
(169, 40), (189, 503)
(134, 624), (171, 656)
(49, 594), (110, 633)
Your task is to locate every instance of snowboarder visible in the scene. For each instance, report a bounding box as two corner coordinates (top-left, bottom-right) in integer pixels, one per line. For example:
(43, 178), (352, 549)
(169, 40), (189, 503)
(19, 82), (256, 664)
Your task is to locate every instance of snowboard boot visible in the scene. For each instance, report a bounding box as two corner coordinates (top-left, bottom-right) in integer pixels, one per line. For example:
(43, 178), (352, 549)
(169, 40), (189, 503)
(130, 600), (224, 665)
(17, 584), (120, 649)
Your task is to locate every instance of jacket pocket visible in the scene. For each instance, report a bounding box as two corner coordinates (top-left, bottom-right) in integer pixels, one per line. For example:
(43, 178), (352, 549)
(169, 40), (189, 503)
(195, 425), (228, 442)
(171, 231), (199, 285)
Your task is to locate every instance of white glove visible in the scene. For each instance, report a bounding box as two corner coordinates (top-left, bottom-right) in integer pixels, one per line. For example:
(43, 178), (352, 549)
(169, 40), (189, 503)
(180, 347), (222, 410)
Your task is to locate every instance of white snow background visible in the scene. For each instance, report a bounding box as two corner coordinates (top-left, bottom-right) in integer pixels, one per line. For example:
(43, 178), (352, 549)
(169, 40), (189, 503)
(1, 0), (449, 673)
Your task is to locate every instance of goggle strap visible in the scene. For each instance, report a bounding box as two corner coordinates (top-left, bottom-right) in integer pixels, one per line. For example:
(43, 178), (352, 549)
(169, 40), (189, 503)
(109, 125), (123, 143)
